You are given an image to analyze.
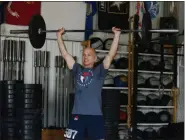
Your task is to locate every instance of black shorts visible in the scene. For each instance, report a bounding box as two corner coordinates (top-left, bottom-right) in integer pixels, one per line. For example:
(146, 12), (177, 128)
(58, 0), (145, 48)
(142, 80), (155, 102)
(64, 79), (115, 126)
(64, 114), (105, 140)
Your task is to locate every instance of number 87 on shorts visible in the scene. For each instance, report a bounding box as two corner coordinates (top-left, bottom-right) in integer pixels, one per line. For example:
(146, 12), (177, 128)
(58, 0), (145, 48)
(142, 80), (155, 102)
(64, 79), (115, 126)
(64, 129), (78, 139)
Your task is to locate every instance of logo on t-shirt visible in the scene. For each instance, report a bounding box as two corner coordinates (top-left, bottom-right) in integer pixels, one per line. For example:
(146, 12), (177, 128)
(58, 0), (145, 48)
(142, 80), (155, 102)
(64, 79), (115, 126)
(77, 70), (94, 87)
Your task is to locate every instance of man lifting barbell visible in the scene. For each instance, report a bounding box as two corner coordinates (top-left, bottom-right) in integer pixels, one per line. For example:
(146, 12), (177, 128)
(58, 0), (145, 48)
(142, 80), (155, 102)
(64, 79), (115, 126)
(57, 26), (121, 140)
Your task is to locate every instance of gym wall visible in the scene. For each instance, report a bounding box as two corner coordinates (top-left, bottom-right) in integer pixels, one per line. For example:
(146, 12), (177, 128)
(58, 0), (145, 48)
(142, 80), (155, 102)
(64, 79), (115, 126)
(91, 2), (164, 45)
(0, 1), (184, 126)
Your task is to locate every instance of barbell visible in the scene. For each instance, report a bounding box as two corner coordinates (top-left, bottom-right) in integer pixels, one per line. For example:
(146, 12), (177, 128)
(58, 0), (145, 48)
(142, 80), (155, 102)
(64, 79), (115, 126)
(9, 14), (179, 49)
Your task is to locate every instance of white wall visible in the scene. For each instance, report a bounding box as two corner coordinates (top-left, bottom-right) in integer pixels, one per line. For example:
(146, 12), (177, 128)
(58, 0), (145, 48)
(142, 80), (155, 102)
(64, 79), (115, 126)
(41, 2), (86, 41)
(1, 2), (86, 41)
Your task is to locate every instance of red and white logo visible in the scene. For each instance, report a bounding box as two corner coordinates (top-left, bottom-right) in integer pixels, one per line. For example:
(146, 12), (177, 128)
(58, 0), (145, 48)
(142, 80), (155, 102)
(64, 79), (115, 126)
(74, 116), (79, 121)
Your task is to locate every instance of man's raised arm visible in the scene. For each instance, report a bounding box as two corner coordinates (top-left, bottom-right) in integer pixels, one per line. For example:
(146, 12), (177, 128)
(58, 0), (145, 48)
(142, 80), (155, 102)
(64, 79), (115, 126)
(57, 27), (75, 70)
(103, 27), (121, 69)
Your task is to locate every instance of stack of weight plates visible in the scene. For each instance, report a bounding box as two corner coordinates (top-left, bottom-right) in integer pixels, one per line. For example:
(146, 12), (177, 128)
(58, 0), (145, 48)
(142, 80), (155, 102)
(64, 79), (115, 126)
(1, 80), (23, 140)
(102, 89), (120, 140)
(16, 84), (42, 140)
(0, 81), (2, 139)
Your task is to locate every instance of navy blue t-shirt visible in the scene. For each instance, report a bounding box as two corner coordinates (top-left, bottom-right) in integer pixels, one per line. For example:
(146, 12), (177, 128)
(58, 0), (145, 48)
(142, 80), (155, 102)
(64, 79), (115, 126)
(71, 62), (108, 115)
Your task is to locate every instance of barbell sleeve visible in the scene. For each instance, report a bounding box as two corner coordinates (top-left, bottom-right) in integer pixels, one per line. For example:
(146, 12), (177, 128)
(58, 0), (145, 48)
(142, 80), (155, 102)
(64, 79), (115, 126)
(10, 30), (29, 34)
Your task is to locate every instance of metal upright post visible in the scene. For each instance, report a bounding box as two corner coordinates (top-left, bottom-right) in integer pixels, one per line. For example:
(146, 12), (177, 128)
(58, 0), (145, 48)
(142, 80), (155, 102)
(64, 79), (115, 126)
(131, 44), (139, 140)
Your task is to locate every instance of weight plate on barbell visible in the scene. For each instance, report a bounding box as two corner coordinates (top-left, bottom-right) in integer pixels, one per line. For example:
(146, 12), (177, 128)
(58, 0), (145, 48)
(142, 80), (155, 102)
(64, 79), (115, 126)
(29, 14), (46, 49)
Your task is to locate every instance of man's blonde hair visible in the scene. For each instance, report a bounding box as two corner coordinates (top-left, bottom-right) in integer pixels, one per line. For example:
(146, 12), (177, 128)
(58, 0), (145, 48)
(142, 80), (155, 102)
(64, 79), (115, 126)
(81, 40), (96, 54)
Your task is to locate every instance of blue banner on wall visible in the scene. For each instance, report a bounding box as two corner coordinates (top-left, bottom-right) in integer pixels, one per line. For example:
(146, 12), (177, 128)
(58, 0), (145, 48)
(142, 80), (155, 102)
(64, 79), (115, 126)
(142, 1), (159, 19)
(84, 1), (97, 40)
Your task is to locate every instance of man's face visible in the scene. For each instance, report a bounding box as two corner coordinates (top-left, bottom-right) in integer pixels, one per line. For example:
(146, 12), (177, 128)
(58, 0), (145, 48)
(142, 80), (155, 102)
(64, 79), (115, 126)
(82, 47), (97, 68)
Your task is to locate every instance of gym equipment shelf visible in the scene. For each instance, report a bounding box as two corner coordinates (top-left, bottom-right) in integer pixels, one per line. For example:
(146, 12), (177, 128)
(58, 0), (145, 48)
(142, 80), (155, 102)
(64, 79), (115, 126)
(130, 27), (180, 140)
(119, 123), (169, 126)
(96, 49), (182, 57)
(120, 105), (174, 109)
(102, 87), (128, 90)
(103, 86), (172, 91)
(108, 69), (173, 75)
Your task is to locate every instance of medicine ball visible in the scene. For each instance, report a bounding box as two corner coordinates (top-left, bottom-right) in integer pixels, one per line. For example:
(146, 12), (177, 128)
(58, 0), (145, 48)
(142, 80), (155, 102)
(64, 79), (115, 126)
(145, 76), (160, 88)
(138, 57), (144, 65)
(120, 111), (127, 122)
(161, 75), (173, 88)
(138, 75), (146, 88)
(114, 57), (128, 69)
(103, 38), (113, 50)
(104, 75), (114, 87)
(138, 60), (153, 71)
(146, 94), (161, 106)
(164, 60), (173, 72)
(90, 37), (104, 49)
(143, 127), (157, 140)
(145, 112), (159, 123)
(150, 59), (163, 71)
(137, 93), (147, 105)
(151, 43), (161, 54)
(158, 111), (171, 123)
(118, 129), (128, 140)
(136, 111), (146, 123)
(160, 94), (171, 106)
(114, 75), (128, 87)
